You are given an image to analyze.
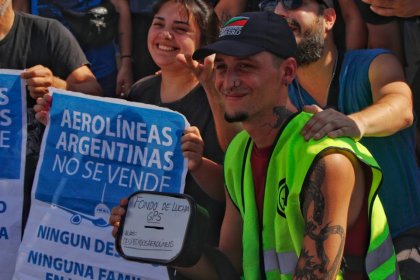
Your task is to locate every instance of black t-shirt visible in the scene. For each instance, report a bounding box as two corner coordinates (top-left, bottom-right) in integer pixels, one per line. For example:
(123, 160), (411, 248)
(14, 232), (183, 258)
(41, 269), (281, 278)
(0, 12), (88, 154)
(0, 12), (89, 230)
(128, 75), (225, 246)
(0, 12), (85, 71)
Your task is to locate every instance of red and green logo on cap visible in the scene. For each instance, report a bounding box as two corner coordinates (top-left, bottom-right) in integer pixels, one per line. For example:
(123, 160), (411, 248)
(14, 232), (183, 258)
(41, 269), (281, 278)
(223, 16), (249, 28)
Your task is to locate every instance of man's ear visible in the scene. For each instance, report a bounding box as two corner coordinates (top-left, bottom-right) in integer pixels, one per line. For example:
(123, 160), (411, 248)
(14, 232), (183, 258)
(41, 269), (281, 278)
(282, 57), (298, 86)
(323, 7), (336, 32)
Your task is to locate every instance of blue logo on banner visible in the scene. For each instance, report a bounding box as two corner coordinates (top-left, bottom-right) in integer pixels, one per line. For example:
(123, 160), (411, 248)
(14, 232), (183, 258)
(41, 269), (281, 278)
(35, 92), (188, 227)
(0, 73), (23, 179)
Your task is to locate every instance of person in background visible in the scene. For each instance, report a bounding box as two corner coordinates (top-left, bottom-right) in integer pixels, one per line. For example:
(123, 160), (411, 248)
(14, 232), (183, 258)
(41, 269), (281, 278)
(361, 1), (420, 278)
(334, 0), (367, 50)
(14, 0), (133, 98)
(354, 0), (404, 64)
(362, 0), (420, 17)
(362, 0), (420, 163)
(274, 0), (420, 278)
(111, 11), (399, 279)
(1, 0), (102, 230)
(215, 0), (367, 51)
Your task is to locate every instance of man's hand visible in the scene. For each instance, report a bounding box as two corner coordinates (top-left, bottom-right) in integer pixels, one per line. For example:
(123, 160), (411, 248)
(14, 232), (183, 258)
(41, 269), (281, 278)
(21, 65), (58, 99)
(302, 105), (363, 141)
(362, 0), (420, 17)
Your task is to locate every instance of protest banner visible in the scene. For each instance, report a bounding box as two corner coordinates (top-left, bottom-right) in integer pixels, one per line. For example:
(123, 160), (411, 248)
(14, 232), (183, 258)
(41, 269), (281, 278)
(14, 89), (189, 280)
(0, 70), (26, 280)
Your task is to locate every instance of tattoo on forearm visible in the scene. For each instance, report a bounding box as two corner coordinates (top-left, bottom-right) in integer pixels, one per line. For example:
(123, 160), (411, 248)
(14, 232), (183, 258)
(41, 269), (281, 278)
(297, 160), (345, 279)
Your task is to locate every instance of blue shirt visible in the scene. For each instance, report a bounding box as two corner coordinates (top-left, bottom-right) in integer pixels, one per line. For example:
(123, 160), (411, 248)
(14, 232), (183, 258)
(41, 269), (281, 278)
(129, 0), (155, 14)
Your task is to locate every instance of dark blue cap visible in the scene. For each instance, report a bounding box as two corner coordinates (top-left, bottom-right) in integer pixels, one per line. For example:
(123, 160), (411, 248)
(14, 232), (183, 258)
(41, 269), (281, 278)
(192, 11), (297, 60)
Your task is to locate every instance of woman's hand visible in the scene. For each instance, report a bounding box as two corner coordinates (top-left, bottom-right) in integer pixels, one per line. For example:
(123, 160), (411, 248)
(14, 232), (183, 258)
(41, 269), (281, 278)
(109, 198), (128, 237)
(181, 126), (204, 173)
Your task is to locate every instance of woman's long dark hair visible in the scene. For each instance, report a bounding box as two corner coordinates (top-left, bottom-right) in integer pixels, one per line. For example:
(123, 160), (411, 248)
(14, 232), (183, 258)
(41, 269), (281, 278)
(152, 0), (220, 46)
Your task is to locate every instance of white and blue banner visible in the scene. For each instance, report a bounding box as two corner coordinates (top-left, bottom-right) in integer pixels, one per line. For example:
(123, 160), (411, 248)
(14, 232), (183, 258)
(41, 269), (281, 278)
(0, 70), (27, 280)
(14, 89), (189, 280)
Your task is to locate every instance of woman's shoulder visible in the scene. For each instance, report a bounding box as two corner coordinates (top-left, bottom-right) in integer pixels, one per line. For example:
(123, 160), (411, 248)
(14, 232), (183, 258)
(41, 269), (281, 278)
(128, 74), (161, 102)
(131, 74), (161, 90)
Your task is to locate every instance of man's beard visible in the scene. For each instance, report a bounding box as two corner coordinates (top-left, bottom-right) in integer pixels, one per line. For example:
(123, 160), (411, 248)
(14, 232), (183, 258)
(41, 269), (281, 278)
(224, 112), (248, 123)
(0, 0), (11, 16)
(296, 21), (325, 66)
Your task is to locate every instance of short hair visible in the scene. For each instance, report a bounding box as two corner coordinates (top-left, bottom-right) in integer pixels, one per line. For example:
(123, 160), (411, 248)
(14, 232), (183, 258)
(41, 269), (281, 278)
(271, 53), (284, 68)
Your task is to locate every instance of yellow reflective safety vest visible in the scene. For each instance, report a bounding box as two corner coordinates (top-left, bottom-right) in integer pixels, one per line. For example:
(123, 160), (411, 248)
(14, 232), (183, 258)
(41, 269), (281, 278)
(224, 112), (399, 279)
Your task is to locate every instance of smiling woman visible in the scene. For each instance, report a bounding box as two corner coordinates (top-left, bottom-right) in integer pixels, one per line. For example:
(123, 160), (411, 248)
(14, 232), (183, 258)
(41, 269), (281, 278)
(146, 0), (218, 79)
(124, 1), (227, 278)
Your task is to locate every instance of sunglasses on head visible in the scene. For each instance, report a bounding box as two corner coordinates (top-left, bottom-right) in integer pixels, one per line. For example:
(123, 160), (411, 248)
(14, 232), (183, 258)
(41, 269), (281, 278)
(259, 0), (278, 12)
(260, 0), (329, 11)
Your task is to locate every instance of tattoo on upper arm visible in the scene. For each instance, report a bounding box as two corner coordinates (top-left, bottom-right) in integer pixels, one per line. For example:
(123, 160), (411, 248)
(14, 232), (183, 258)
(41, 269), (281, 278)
(296, 159), (345, 279)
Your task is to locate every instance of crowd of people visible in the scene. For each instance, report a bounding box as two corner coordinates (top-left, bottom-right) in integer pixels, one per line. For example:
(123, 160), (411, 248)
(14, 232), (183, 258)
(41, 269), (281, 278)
(3, 0), (420, 279)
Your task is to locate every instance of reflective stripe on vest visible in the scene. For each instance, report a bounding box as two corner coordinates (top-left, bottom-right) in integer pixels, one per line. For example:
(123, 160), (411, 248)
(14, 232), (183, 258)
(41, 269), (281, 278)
(264, 249), (297, 274)
(263, 235), (398, 278)
(366, 234), (399, 280)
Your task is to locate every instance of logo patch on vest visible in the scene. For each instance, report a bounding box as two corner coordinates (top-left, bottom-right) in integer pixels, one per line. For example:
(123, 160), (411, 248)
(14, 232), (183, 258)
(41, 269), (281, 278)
(219, 16), (249, 37)
(277, 178), (289, 218)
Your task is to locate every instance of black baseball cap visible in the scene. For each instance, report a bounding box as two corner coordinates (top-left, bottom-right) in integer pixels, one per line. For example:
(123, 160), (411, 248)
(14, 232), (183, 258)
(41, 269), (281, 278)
(192, 11), (297, 60)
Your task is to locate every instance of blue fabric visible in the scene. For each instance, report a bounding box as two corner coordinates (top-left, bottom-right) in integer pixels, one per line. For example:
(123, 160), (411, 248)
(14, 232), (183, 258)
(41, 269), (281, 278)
(97, 70), (117, 97)
(83, 43), (117, 79)
(33, 0), (102, 15)
(289, 49), (420, 238)
(128, 0), (155, 14)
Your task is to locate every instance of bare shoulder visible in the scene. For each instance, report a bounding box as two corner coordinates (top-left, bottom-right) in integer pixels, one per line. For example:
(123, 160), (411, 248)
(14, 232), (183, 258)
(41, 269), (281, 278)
(300, 150), (362, 217)
(369, 52), (406, 81)
(302, 149), (367, 225)
(306, 151), (359, 191)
